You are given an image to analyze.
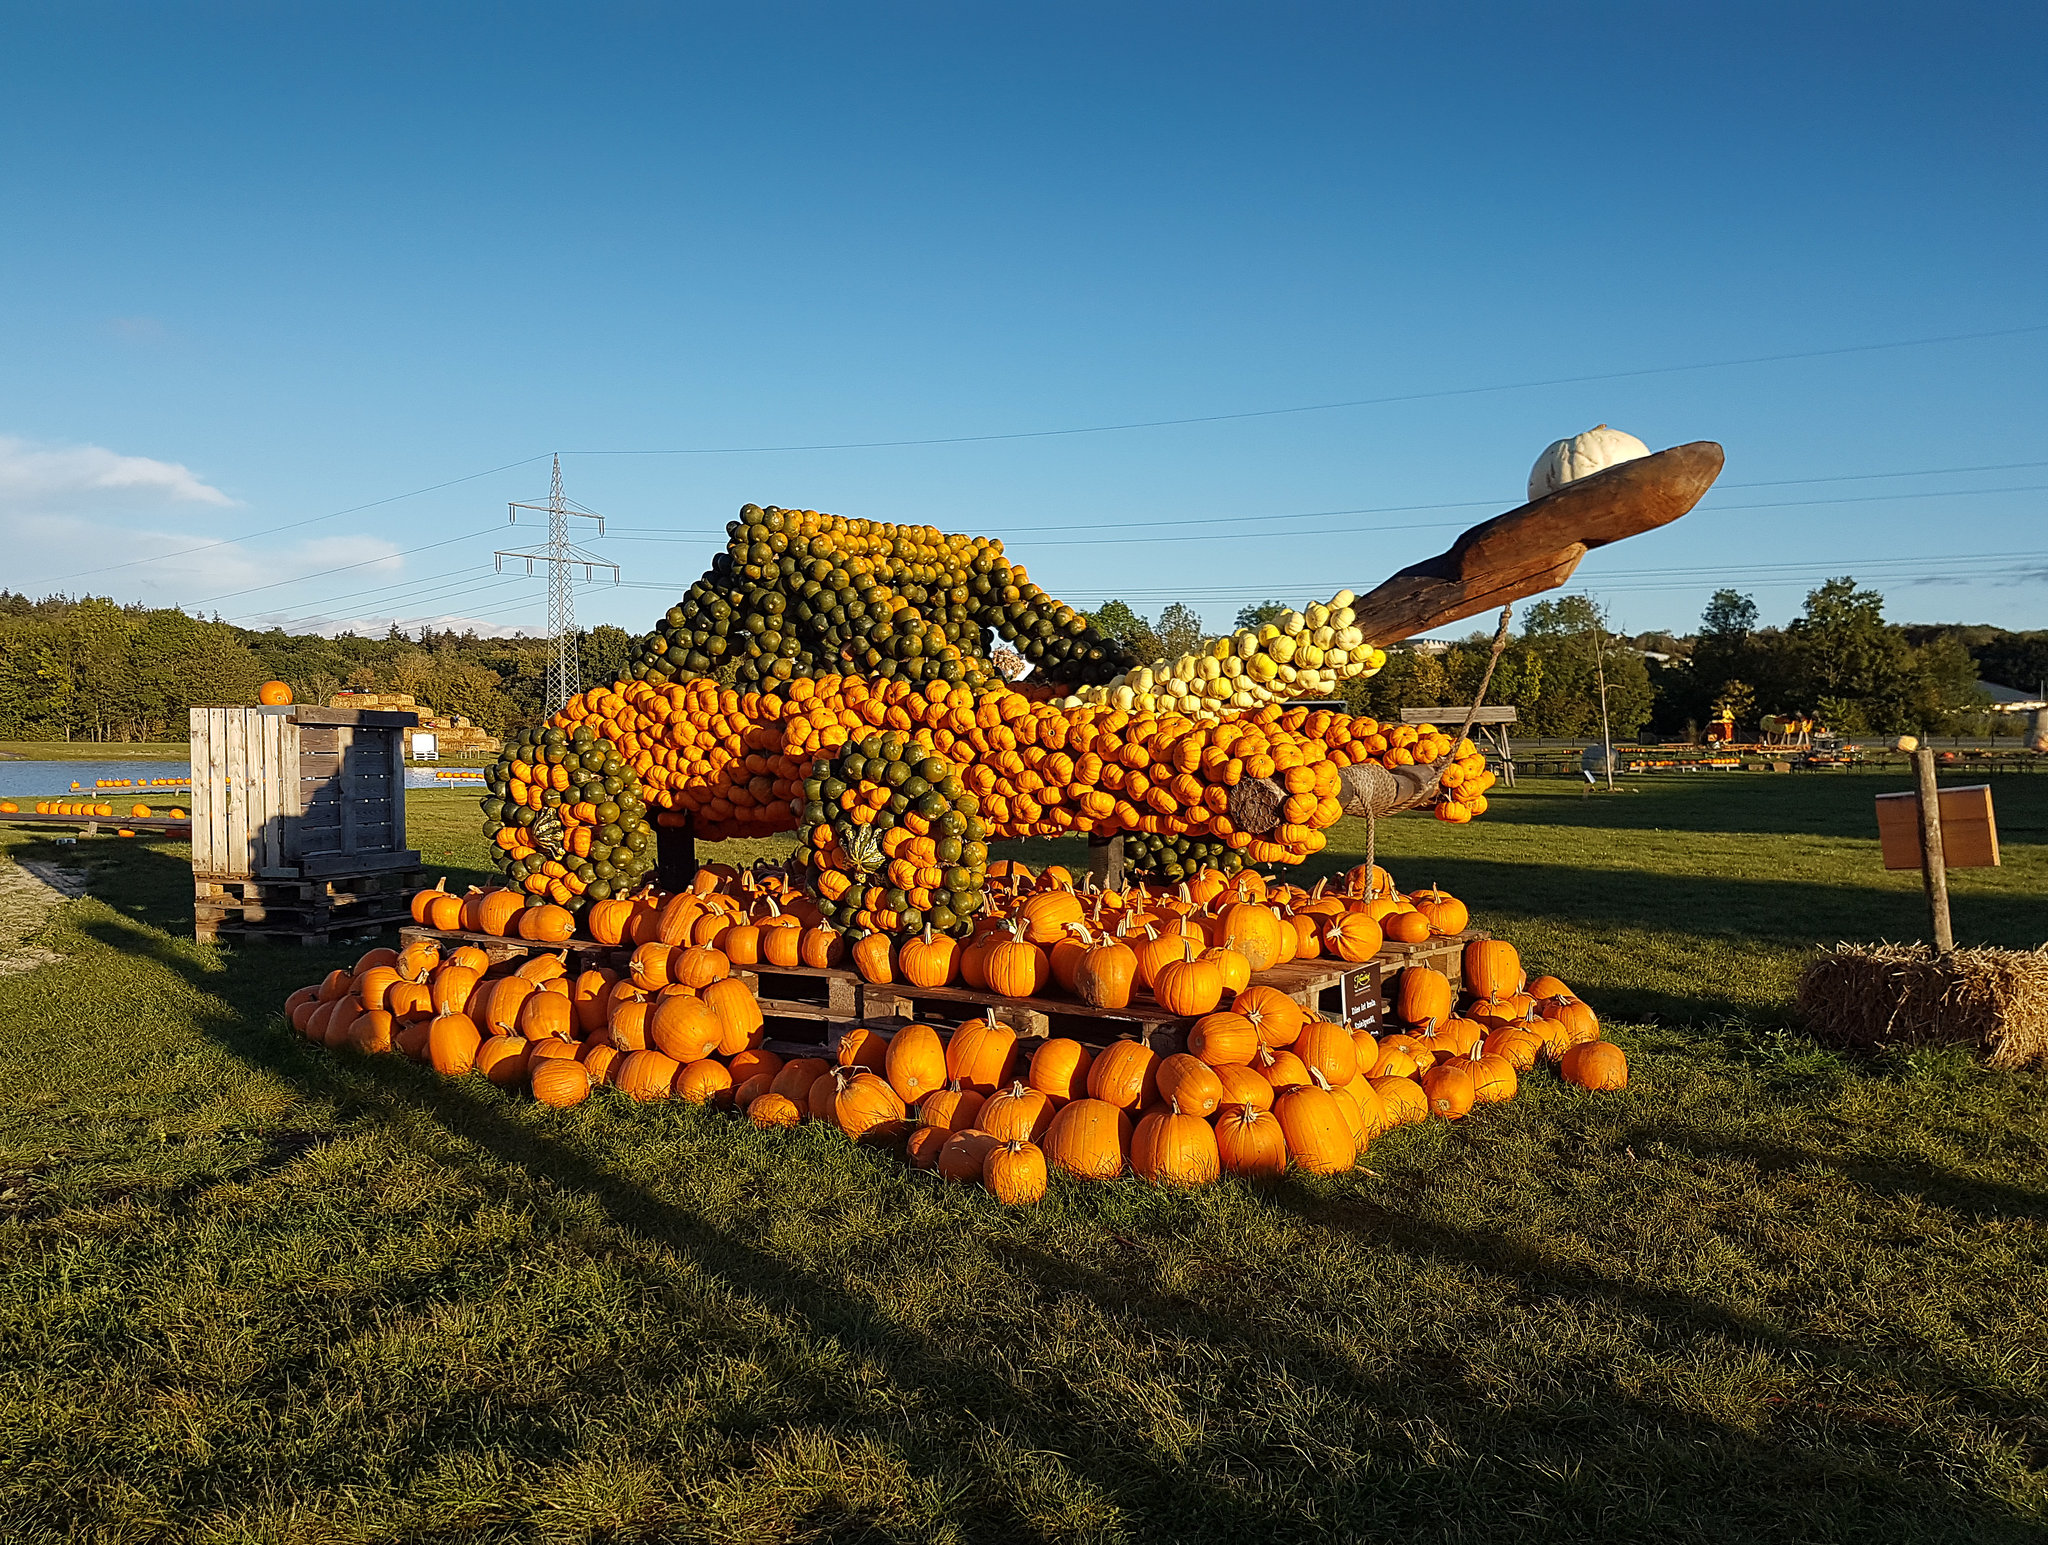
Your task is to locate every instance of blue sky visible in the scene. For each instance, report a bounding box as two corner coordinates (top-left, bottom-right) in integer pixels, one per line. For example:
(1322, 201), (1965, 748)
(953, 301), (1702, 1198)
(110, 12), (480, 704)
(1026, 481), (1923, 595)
(2, 3), (2042, 643)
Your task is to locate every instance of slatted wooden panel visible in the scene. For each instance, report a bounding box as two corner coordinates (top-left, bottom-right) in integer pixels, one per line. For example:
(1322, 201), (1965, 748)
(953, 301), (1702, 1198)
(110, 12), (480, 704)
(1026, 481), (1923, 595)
(189, 707), (301, 877)
(191, 705), (417, 880)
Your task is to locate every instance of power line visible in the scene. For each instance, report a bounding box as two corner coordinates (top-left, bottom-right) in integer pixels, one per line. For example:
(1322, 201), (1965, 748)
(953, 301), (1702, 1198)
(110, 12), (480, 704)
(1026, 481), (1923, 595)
(41, 453), (552, 586)
(595, 460), (2048, 544)
(184, 528), (504, 607)
(558, 323), (2048, 456)
(231, 574), (535, 629)
(224, 563), (502, 621)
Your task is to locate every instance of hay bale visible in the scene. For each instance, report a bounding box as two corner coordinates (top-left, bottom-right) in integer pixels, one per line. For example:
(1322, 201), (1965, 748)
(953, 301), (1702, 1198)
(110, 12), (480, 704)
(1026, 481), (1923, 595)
(1796, 943), (2048, 1069)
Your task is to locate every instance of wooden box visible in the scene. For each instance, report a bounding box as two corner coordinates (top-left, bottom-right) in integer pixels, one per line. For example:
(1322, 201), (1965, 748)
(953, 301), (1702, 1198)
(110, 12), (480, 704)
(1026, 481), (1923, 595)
(189, 705), (421, 880)
(1875, 785), (1999, 870)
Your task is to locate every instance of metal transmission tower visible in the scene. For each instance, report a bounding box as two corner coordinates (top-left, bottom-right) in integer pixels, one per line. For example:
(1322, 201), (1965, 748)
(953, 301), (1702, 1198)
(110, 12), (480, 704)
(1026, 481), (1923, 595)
(495, 455), (620, 714)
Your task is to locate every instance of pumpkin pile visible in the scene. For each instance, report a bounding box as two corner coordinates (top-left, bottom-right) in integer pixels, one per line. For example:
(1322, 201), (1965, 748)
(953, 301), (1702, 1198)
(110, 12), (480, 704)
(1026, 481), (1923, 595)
(801, 733), (989, 935)
(1068, 591), (1389, 719)
(279, 902), (1626, 1205)
(481, 722), (655, 908)
(624, 503), (1132, 694)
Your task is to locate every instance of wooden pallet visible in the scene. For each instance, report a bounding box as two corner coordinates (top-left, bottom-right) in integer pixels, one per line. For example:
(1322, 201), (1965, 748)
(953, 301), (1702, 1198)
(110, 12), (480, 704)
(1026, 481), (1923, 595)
(730, 962), (861, 1022)
(396, 923), (543, 967)
(1375, 929), (1486, 993)
(196, 868), (423, 946)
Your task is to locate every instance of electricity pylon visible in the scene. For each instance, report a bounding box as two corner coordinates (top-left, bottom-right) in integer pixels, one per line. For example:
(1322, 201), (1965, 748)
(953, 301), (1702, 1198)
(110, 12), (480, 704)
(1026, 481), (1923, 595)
(495, 454), (619, 714)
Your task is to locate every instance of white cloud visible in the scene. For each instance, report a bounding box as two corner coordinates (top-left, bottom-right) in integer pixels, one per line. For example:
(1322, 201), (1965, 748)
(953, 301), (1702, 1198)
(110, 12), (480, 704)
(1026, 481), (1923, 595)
(0, 434), (235, 511)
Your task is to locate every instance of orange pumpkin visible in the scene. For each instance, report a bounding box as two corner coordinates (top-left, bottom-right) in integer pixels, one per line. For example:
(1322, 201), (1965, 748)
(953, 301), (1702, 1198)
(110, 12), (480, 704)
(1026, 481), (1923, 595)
(1041, 1098), (1132, 1181)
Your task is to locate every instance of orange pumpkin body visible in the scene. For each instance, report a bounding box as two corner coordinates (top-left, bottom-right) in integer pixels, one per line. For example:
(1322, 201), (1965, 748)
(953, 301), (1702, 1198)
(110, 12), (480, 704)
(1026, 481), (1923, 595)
(1086, 1040), (1158, 1111)
(1292, 1022), (1359, 1086)
(1419, 1061), (1475, 1119)
(676, 1057), (735, 1106)
(615, 1049), (682, 1101)
(945, 1019), (1018, 1094)
(1560, 1040), (1628, 1090)
(476, 1035), (531, 1087)
(428, 1012), (483, 1076)
(984, 1138), (1048, 1205)
(1186, 1012), (1259, 1067)
(937, 1127), (1002, 1183)
(747, 1092), (801, 1128)
(1041, 1098), (1132, 1181)
(703, 976), (765, 1056)
(1152, 1054), (1223, 1118)
(649, 995), (721, 1064)
(981, 1080), (1056, 1143)
(1370, 1075), (1429, 1126)
(1131, 1105), (1219, 1187)
(916, 1082), (986, 1135)
(1074, 936), (1138, 1008)
(1027, 1037), (1093, 1102)
(532, 1059), (592, 1108)
(1273, 1083), (1354, 1174)
(1217, 903), (1285, 971)
(1215, 1103), (1288, 1177)
(1232, 986), (1304, 1048)
(1214, 1063), (1276, 1112)
(884, 1023), (949, 1105)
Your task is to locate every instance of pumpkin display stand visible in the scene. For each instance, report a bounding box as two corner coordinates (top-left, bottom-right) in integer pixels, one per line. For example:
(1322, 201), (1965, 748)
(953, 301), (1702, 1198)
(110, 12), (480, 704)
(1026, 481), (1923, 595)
(394, 912), (1483, 1058)
(190, 703), (423, 945)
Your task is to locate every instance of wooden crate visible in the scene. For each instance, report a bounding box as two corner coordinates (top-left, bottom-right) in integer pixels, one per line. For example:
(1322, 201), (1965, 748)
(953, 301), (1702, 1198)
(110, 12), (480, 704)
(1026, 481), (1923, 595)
(191, 704), (422, 944)
(195, 869), (420, 947)
(189, 705), (420, 881)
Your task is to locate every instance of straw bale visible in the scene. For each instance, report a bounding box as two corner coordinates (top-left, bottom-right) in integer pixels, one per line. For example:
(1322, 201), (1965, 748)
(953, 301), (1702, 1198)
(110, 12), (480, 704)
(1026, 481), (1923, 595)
(1795, 942), (2048, 1069)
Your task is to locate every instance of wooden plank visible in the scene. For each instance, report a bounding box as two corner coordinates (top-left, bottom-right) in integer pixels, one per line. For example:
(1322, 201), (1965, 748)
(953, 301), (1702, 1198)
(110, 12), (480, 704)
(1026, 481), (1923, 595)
(337, 726), (359, 860)
(226, 709), (251, 876)
(1876, 784), (1999, 869)
(288, 707), (421, 728)
(388, 718), (408, 853)
(301, 848), (420, 877)
(203, 709), (231, 876)
(1399, 706), (1518, 725)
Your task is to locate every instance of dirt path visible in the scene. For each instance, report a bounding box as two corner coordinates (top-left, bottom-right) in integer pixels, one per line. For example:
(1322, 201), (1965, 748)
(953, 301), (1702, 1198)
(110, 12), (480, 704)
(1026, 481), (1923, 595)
(0, 854), (88, 977)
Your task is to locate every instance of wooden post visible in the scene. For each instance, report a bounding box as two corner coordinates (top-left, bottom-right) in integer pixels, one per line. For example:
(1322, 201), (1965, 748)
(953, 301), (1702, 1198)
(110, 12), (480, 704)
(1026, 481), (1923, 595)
(1913, 747), (1955, 953)
(654, 812), (697, 892)
(1088, 830), (1124, 891)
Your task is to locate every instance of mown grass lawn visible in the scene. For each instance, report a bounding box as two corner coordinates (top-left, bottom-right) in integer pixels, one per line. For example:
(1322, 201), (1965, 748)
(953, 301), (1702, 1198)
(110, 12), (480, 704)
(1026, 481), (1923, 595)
(1, 773), (2044, 1543)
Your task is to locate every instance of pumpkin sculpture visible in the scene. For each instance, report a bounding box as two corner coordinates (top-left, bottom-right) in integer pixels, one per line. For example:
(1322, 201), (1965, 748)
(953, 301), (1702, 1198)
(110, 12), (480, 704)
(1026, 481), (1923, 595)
(455, 484), (1638, 929)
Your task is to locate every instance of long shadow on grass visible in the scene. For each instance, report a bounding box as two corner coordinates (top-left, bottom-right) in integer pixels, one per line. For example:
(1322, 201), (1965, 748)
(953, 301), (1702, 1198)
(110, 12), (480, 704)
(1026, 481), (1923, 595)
(83, 909), (2048, 1543)
(1465, 773), (2048, 842)
(79, 913), (1408, 1539)
(1630, 1118), (2048, 1227)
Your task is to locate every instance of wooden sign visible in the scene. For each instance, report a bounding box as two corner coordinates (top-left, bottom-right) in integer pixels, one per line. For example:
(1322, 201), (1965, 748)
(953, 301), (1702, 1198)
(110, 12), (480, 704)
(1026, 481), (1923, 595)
(1875, 784), (1999, 870)
(1340, 962), (1384, 1034)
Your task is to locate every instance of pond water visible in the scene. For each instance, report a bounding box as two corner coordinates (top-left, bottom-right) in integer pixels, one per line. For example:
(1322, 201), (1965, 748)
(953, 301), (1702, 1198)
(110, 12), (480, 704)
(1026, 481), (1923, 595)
(0, 760), (194, 801)
(0, 760), (492, 801)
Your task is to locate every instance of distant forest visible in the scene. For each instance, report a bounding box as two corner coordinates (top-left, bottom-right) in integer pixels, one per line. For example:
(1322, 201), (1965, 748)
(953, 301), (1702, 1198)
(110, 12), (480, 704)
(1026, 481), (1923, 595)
(1, 578), (2038, 744)
(0, 591), (634, 743)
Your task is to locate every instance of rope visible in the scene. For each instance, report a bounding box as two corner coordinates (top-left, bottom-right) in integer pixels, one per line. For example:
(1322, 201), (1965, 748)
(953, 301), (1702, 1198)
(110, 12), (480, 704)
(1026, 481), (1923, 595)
(1453, 605), (1515, 753)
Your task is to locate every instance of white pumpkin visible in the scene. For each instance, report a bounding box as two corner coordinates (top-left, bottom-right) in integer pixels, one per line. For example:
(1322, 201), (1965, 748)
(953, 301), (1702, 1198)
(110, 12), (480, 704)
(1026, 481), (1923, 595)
(1527, 424), (1651, 502)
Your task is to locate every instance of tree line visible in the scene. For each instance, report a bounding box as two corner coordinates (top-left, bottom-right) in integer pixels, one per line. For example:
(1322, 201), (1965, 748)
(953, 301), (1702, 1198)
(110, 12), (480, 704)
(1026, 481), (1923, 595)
(1090, 580), (2033, 741)
(0, 577), (2030, 745)
(0, 592), (635, 742)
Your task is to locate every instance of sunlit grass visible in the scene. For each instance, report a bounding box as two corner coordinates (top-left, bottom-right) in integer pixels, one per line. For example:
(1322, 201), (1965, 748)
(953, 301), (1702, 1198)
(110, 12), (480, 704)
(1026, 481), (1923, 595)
(0, 774), (2043, 1541)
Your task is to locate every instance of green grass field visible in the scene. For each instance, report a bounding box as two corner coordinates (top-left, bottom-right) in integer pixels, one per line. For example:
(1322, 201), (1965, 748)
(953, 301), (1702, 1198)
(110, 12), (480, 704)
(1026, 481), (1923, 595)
(1, 773), (2044, 1542)
(0, 741), (190, 761)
